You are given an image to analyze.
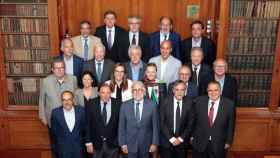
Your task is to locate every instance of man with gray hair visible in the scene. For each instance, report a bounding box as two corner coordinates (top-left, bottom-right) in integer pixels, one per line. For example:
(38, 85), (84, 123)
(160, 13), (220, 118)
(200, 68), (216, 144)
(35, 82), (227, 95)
(119, 81), (159, 158)
(124, 45), (146, 81)
(123, 16), (150, 62)
(82, 43), (115, 86)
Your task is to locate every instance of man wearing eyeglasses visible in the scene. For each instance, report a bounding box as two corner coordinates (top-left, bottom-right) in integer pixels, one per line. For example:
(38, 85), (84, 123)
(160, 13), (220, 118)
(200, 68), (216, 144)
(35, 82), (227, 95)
(118, 81), (159, 158)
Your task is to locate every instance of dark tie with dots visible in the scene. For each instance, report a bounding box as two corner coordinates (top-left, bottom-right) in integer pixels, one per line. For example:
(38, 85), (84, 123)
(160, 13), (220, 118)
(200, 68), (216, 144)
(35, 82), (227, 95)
(192, 66), (198, 86)
(175, 101), (181, 135)
(208, 101), (215, 127)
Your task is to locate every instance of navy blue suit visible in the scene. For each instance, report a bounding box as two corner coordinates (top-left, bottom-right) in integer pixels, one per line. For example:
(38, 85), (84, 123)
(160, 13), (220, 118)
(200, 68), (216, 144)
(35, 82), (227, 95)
(150, 32), (181, 60)
(58, 55), (83, 80)
(168, 81), (198, 98)
(51, 105), (86, 158)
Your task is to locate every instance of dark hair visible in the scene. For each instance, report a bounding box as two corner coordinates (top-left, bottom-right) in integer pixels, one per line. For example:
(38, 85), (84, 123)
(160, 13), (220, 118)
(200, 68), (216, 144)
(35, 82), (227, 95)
(98, 83), (111, 92)
(159, 16), (173, 25)
(191, 20), (205, 29)
(61, 90), (74, 99)
(110, 63), (128, 92)
(173, 80), (186, 89)
(80, 20), (91, 28)
(104, 10), (117, 19)
(207, 80), (221, 89)
(145, 63), (157, 72)
(81, 71), (97, 88)
(51, 58), (65, 69)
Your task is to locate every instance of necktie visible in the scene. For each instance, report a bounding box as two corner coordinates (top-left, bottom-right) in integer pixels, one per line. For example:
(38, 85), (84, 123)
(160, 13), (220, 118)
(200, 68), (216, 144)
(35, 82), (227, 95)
(132, 34), (136, 45)
(208, 101), (215, 127)
(102, 102), (107, 125)
(164, 34), (168, 40)
(175, 101), (181, 135)
(192, 66), (198, 86)
(97, 62), (102, 82)
(135, 102), (140, 122)
(107, 30), (112, 50)
(84, 38), (89, 60)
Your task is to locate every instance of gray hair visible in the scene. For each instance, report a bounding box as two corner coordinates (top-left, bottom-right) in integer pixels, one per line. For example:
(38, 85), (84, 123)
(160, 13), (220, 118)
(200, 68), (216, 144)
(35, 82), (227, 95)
(60, 38), (73, 50)
(128, 45), (142, 56)
(94, 43), (106, 53)
(190, 47), (204, 56)
(128, 16), (142, 23)
(131, 81), (146, 93)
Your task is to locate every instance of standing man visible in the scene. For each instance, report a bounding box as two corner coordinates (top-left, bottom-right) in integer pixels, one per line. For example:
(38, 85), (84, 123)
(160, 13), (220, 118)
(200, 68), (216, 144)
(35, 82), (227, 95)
(95, 10), (128, 62)
(149, 40), (181, 85)
(85, 83), (121, 158)
(192, 81), (236, 158)
(124, 16), (150, 62)
(82, 43), (115, 86)
(150, 16), (181, 60)
(182, 20), (216, 65)
(71, 20), (102, 61)
(51, 91), (86, 158)
(160, 80), (194, 158)
(39, 59), (77, 156)
(118, 81), (159, 158)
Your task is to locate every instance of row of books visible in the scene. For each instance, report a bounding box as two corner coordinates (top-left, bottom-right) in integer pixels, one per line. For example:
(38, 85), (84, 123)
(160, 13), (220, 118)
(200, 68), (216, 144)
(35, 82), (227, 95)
(7, 77), (41, 93)
(230, 0), (280, 18)
(1, 18), (48, 33)
(227, 55), (274, 71)
(1, 0), (47, 3)
(238, 93), (269, 107)
(5, 62), (51, 75)
(229, 19), (278, 37)
(8, 93), (39, 105)
(0, 4), (47, 16)
(234, 74), (271, 90)
(4, 48), (50, 61)
(3, 35), (49, 48)
(227, 37), (276, 54)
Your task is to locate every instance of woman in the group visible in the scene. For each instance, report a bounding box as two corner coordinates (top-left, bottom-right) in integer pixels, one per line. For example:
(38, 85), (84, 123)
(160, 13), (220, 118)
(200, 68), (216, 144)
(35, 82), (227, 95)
(143, 63), (167, 105)
(74, 71), (98, 106)
(105, 63), (133, 102)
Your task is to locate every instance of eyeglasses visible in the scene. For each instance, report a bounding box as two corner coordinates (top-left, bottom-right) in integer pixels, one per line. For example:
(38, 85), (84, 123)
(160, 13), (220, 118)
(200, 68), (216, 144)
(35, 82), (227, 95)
(132, 88), (144, 92)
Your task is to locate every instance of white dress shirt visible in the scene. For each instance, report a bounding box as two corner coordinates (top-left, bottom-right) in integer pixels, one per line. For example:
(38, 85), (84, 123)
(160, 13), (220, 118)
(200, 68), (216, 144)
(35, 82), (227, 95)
(192, 64), (201, 82)
(208, 98), (220, 140)
(106, 26), (115, 46)
(169, 97), (184, 143)
(64, 55), (74, 75)
(129, 31), (139, 45)
(192, 37), (202, 47)
(134, 99), (144, 120)
(160, 58), (168, 80)
(160, 32), (170, 44)
(63, 107), (75, 132)
(101, 99), (111, 124)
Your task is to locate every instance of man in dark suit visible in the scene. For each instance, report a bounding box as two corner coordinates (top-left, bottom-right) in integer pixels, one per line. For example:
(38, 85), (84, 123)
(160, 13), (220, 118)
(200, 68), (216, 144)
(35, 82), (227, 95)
(118, 81), (159, 158)
(160, 80), (194, 158)
(58, 38), (83, 82)
(125, 45), (146, 81)
(150, 16), (181, 60)
(188, 47), (213, 95)
(182, 20), (216, 65)
(95, 10), (128, 62)
(123, 16), (150, 62)
(82, 43), (115, 86)
(192, 81), (236, 158)
(85, 83), (121, 158)
(51, 91), (86, 158)
(212, 58), (237, 105)
(168, 65), (198, 98)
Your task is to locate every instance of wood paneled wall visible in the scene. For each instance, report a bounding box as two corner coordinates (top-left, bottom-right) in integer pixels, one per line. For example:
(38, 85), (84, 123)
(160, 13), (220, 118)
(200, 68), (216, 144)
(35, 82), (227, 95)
(58, 0), (217, 39)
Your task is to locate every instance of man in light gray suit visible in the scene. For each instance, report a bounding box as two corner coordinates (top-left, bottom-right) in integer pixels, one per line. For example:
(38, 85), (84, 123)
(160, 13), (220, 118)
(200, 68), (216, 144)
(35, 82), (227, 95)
(149, 40), (181, 86)
(39, 58), (77, 157)
(118, 81), (159, 158)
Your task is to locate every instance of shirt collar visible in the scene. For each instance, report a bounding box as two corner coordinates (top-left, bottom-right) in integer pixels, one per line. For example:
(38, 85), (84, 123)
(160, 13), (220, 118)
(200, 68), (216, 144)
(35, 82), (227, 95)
(106, 26), (115, 32)
(63, 106), (75, 113)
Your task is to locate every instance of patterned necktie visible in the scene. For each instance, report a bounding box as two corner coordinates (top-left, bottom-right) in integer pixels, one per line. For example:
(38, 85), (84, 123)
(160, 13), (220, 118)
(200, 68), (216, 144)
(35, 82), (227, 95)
(132, 34), (136, 45)
(102, 102), (107, 125)
(192, 66), (198, 86)
(84, 38), (88, 60)
(107, 30), (112, 50)
(135, 102), (140, 122)
(97, 62), (102, 82)
(208, 101), (215, 127)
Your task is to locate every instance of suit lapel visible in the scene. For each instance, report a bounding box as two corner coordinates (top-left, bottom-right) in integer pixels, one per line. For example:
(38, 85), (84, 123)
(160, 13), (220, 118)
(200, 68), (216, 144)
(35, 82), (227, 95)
(102, 27), (109, 48)
(58, 107), (71, 133)
(140, 100), (148, 125)
(101, 60), (108, 82)
(212, 98), (224, 127)
(72, 106), (80, 133)
(170, 98), (175, 133)
(77, 36), (83, 54)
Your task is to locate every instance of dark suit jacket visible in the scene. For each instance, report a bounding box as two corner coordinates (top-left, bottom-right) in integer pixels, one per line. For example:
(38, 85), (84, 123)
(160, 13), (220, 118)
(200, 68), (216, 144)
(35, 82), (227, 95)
(125, 61), (146, 81)
(118, 99), (159, 153)
(192, 96), (235, 158)
(160, 96), (194, 148)
(123, 31), (151, 62)
(82, 59), (115, 86)
(85, 97), (121, 150)
(150, 31), (181, 60)
(51, 105), (85, 158)
(182, 36), (216, 66)
(95, 25), (129, 62)
(168, 81), (198, 98)
(211, 74), (238, 105)
(57, 54), (83, 81)
(188, 63), (213, 95)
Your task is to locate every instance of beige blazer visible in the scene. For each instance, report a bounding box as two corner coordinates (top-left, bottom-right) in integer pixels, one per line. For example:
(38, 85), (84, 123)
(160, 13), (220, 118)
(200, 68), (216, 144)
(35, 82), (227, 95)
(71, 35), (102, 60)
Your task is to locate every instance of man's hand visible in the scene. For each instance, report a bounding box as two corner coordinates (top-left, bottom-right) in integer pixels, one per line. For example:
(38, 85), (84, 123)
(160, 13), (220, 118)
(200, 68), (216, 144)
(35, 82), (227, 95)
(149, 144), (157, 153)
(190, 137), (194, 144)
(172, 139), (181, 146)
(224, 144), (230, 149)
(41, 119), (47, 126)
(121, 145), (128, 154)
(86, 144), (94, 153)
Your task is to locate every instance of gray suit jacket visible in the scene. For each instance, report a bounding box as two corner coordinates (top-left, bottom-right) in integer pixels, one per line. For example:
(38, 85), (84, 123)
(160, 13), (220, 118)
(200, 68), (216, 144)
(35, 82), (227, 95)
(39, 74), (77, 126)
(118, 99), (159, 153)
(148, 55), (181, 85)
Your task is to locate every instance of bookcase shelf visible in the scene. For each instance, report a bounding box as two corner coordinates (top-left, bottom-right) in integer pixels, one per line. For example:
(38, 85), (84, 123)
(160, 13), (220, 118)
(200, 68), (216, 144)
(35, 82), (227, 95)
(6, 74), (49, 77)
(0, 3), (47, 5)
(227, 53), (275, 56)
(5, 60), (50, 63)
(1, 32), (49, 35)
(0, 16), (48, 18)
(228, 71), (273, 74)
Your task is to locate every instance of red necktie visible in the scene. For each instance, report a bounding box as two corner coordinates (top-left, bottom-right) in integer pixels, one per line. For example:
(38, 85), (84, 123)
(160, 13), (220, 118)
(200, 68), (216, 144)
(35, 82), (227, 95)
(208, 101), (215, 127)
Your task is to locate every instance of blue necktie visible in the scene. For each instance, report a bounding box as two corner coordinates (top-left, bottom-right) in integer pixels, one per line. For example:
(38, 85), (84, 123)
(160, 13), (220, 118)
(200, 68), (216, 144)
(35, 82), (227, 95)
(97, 62), (102, 82)
(135, 102), (140, 122)
(84, 38), (89, 60)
